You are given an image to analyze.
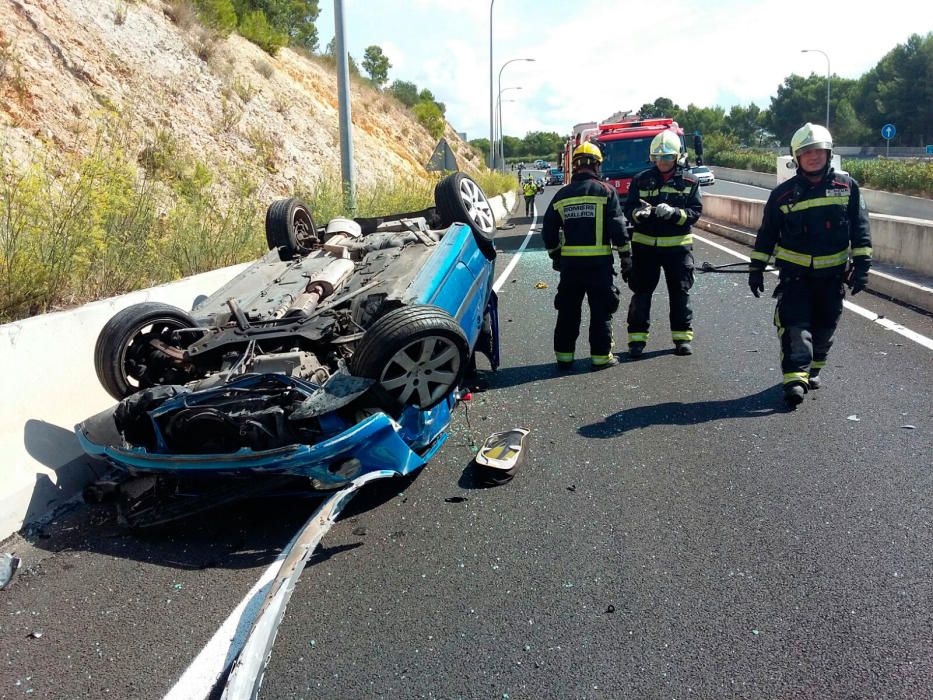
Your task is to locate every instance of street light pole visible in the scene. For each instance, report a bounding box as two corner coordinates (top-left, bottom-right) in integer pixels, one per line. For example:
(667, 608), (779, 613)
(802, 48), (831, 130)
(496, 57), (535, 170)
(497, 86), (522, 169)
(488, 0), (495, 169)
(334, 0), (356, 212)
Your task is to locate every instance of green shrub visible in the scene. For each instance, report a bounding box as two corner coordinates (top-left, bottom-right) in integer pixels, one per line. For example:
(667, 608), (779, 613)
(194, 0), (237, 34)
(412, 101), (445, 139)
(237, 10), (287, 56)
(844, 158), (933, 197)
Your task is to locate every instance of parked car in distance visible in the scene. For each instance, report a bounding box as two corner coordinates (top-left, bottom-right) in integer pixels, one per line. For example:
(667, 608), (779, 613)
(77, 173), (501, 527)
(547, 168), (564, 186)
(533, 159), (548, 169)
(689, 165), (715, 186)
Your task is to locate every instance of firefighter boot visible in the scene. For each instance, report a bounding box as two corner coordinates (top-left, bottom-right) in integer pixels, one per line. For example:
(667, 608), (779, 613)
(808, 368), (822, 390)
(783, 382), (807, 407)
(591, 355), (619, 371)
(628, 342), (645, 358)
(674, 341), (693, 356)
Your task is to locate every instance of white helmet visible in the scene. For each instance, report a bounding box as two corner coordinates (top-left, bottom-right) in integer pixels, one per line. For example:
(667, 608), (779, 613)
(790, 122), (833, 159)
(649, 131), (684, 165)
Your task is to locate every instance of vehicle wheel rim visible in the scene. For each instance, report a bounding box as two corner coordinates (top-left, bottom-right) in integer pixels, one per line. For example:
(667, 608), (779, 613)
(458, 178), (494, 234)
(119, 319), (188, 391)
(292, 208), (316, 248)
(378, 336), (462, 407)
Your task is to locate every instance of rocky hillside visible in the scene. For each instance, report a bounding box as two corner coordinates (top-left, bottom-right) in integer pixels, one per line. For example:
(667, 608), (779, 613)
(0, 0), (484, 195)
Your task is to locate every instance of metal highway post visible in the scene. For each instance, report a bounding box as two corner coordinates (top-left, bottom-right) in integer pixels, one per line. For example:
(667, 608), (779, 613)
(335, 0), (356, 212)
(496, 58), (534, 170)
(488, 0), (495, 169)
(497, 86), (522, 169)
(802, 48), (831, 129)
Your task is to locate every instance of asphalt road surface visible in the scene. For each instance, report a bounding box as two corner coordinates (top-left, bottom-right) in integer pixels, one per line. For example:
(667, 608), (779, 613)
(2, 187), (932, 700)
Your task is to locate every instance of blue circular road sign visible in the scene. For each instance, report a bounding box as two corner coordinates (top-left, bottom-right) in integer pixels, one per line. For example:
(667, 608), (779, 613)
(881, 123), (896, 140)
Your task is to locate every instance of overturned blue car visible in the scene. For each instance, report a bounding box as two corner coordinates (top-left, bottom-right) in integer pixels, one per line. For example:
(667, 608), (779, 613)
(76, 173), (500, 526)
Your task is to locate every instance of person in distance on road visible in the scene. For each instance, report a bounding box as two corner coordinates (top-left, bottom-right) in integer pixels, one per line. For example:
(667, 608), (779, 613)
(748, 122), (872, 408)
(523, 176), (538, 217)
(540, 141), (631, 371)
(623, 130), (703, 358)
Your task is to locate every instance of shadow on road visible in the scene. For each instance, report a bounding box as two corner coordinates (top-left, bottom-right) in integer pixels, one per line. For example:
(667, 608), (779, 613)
(578, 384), (784, 438)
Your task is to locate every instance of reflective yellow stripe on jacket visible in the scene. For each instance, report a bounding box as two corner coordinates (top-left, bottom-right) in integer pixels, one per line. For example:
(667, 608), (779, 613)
(774, 246), (850, 269)
(554, 195), (610, 256)
(632, 231), (693, 247)
(778, 195), (849, 214)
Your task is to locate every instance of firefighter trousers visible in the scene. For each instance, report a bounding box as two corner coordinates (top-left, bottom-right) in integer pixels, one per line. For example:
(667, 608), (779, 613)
(773, 275), (845, 386)
(553, 265), (620, 361)
(626, 245), (694, 344)
(524, 195), (535, 216)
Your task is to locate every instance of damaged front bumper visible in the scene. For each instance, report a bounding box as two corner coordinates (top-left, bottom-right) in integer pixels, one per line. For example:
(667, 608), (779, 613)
(76, 393), (454, 488)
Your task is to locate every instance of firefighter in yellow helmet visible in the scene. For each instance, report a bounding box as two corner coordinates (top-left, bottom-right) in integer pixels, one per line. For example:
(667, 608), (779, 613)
(540, 141), (631, 371)
(749, 123), (872, 407)
(623, 130), (703, 358)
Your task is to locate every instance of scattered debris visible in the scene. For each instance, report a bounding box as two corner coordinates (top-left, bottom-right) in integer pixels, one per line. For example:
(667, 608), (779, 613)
(566, 485), (576, 492)
(27, 631), (43, 639)
(606, 605), (615, 614)
(351, 526), (367, 536)
(847, 415), (860, 422)
(900, 425), (916, 430)
(534, 282), (548, 289)
(473, 428), (529, 486)
(444, 496), (467, 503)
(0, 554), (20, 589)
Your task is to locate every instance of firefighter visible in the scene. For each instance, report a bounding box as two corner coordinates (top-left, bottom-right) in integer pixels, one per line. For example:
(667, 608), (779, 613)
(523, 176), (538, 217)
(623, 130), (702, 358)
(541, 142), (631, 371)
(749, 123), (872, 407)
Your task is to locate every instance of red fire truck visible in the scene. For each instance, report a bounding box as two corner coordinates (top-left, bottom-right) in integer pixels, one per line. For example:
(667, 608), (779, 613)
(563, 117), (689, 196)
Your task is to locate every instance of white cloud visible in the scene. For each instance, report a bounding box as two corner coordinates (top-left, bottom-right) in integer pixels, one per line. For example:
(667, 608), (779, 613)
(316, 0), (933, 140)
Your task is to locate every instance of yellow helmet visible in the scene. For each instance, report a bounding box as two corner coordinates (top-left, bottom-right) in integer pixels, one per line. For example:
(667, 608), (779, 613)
(790, 122), (833, 158)
(572, 141), (603, 168)
(649, 131), (683, 162)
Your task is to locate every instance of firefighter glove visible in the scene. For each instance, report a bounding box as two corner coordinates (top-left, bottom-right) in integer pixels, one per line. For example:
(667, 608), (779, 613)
(618, 253), (632, 283)
(847, 260), (870, 295)
(632, 205), (652, 222)
(748, 269), (764, 298)
(655, 202), (678, 220)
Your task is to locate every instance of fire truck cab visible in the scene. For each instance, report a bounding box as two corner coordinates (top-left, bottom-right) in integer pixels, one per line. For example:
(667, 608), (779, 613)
(593, 117), (686, 196)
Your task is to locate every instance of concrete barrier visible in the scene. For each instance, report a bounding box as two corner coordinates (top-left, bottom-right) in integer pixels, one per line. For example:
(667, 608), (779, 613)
(710, 166), (933, 219)
(0, 189), (516, 542)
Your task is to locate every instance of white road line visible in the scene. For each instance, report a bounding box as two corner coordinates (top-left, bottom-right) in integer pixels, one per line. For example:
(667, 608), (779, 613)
(693, 232), (933, 350)
(493, 206), (538, 293)
(162, 538), (299, 699)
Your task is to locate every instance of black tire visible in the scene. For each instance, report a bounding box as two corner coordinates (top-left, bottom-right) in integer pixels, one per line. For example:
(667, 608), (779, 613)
(94, 302), (200, 400)
(434, 173), (496, 260)
(265, 197), (318, 260)
(350, 305), (469, 414)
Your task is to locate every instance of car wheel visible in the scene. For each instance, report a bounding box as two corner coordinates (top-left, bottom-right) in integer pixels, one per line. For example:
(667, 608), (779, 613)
(94, 302), (201, 400)
(350, 305), (469, 414)
(434, 173), (497, 260)
(265, 197), (318, 260)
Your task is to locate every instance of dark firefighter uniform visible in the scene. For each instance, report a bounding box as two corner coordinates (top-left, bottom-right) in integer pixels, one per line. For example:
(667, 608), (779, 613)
(751, 169), (872, 388)
(541, 171), (630, 367)
(623, 166), (702, 348)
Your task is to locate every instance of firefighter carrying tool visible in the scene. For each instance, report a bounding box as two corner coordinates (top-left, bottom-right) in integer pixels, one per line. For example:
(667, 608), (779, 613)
(749, 123), (872, 408)
(541, 142), (631, 371)
(623, 130), (702, 358)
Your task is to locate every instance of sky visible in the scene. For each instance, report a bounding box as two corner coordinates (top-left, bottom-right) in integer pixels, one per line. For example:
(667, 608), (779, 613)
(316, 0), (933, 142)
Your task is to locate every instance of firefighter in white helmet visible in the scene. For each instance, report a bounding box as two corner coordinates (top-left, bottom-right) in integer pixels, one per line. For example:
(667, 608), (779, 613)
(540, 141), (630, 371)
(749, 123), (872, 407)
(623, 130), (703, 358)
